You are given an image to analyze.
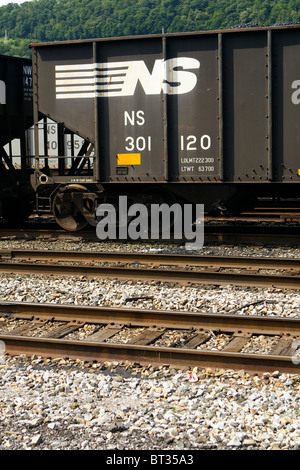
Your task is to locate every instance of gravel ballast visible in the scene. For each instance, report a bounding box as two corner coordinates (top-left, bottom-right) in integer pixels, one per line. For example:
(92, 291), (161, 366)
(0, 238), (300, 451)
(0, 356), (300, 451)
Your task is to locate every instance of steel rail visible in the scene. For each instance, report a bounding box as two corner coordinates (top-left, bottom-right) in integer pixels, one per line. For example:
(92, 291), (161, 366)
(1, 300), (300, 335)
(2, 248), (300, 269)
(2, 334), (300, 374)
(0, 256), (300, 288)
(1, 301), (300, 373)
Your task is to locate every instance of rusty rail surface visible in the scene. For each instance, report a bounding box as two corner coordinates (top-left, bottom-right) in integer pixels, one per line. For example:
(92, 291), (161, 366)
(2, 248), (300, 267)
(1, 249), (300, 288)
(0, 301), (300, 374)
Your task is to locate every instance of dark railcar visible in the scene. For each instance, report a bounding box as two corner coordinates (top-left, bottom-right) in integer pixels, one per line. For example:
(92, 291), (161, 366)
(30, 25), (300, 230)
(0, 54), (34, 222)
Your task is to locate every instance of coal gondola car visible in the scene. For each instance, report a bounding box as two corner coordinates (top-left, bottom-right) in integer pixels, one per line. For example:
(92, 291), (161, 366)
(29, 25), (300, 231)
(0, 54), (35, 223)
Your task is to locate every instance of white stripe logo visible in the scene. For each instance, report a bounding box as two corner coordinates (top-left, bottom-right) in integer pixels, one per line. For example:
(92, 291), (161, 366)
(55, 58), (200, 99)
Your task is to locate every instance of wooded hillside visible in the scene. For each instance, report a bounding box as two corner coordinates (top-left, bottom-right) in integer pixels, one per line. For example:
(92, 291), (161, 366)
(0, 0), (299, 57)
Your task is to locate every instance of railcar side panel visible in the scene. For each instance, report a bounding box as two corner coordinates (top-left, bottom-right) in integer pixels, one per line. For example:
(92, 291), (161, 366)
(273, 29), (300, 182)
(96, 37), (165, 182)
(0, 54), (32, 146)
(222, 31), (269, 182)
(167, 34), (220, 182)
(35, 43), (95, 143)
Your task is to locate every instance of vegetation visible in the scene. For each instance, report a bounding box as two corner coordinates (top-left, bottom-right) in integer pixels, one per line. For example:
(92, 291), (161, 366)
(0, 0), (299, 57)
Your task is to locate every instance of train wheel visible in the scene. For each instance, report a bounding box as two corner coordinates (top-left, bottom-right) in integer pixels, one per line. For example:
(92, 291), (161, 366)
(53, 187), (88, 231)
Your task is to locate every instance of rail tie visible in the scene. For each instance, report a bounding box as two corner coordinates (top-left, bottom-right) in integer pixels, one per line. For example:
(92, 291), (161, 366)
(1, 301), (300, 374)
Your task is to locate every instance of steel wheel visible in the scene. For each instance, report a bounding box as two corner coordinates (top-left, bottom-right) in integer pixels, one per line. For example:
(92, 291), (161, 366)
(53, 186), (88, 231)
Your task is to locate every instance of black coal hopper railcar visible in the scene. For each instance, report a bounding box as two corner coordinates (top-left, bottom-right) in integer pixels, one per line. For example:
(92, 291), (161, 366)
(29, 25), (300, 231)
(0, 54), (35, 223)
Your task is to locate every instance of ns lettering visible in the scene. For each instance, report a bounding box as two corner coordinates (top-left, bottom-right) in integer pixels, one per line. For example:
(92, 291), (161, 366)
(107, 57), (201, 96)
(292, 80), (300, 104)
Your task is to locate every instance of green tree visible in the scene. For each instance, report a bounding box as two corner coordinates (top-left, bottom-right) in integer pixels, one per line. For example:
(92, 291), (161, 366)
(0, 0), (298, 57)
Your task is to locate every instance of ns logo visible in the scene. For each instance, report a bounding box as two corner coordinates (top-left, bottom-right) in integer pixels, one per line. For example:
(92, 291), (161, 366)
(0, 80), (5, 105)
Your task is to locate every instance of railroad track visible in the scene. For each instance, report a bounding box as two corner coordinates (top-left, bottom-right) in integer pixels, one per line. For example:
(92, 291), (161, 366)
(1, 249), (300, 373)
(0, 301), (300, 374)
(1, 220), (300, 245)
(1, 249), (300, 289)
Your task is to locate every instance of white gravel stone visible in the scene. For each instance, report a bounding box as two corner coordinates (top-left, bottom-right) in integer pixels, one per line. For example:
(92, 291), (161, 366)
(0, 356), (299, 450)
(0, 237), (299, 450)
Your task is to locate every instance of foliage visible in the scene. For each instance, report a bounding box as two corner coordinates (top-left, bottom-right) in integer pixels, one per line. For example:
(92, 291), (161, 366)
(0, 0), (298, 57)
